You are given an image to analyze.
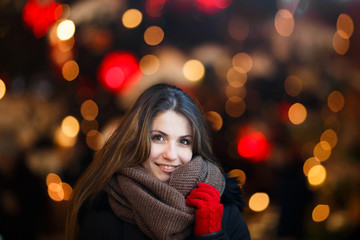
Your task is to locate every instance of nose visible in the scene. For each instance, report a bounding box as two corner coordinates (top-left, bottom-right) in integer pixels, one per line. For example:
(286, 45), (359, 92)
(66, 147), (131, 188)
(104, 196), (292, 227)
(163, 143), (177, 161)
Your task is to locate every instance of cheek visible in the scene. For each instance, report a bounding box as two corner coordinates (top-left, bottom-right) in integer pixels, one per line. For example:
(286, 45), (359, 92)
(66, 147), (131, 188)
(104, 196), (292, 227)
(180, 148), (193, 164)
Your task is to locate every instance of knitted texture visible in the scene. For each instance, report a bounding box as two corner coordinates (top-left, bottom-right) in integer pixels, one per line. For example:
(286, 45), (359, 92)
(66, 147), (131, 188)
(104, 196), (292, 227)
(106, 156), (225, 240)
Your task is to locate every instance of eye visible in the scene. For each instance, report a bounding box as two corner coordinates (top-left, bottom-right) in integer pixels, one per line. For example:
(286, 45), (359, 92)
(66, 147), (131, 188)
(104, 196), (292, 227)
(179, 138), (191, 145)
(151, 134), (165, 142)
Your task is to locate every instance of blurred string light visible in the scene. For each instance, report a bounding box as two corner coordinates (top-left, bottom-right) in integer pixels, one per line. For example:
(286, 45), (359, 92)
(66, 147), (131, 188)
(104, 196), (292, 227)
(205, 111), (223, 132)
(183, 59), (205, 82)
(81, 119), (99, 135)
(226, 85), (246, 98)
(327, 90), (345, 113)
(232, 52), (253, 73)
(144, 26), (164, 46)
(22, 0), (63, 38)
(284, 75), (302, 97)
(62, 60), (79, 81)
(249, 192), (270, 212)
(80, 100), (99, 121)
(97, 51), (142, 94)
(122, 9), (143, 29)
(225, 96), (246, 117)
(288, 103), (307, 124)
(46, 173), (73, 201)
(227, 68), (247, 88)
(274, 9), (295, 37)
(139, 54), (160, 75)
(195, 0), (233, 14)
(145, 0), (166, 18)
(308, 164), (326, 186)
(312, 204), (330, 222)
(333, 13), (354, 55)
(61, 115), (80, 138)
(313, 141), (331, 162)
(320, 129), (338, 149)
(0, 78), (6, 99)
(228, 16), (249, 41)
(86, 130), (105, 151)
(303, 157), (321, 176)
(57, 19), (75, 41)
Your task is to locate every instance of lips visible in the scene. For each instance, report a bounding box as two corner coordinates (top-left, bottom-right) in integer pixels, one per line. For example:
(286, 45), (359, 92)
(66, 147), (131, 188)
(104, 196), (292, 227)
(156, 164), (179, 173)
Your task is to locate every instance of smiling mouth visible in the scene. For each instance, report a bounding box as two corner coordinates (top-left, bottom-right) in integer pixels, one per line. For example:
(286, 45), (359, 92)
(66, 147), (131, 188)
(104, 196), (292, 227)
(156, 164), (178, 172)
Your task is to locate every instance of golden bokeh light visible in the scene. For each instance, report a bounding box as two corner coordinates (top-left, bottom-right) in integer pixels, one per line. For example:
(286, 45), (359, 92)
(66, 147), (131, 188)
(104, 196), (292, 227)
(337, 13), (354, 39)
(144, 26), (164, 46)
(58, 37), (75, 52)
(228, 16), (249, 41)
(314, 141), (332, 162)
(320, 129), (338, 149)
(62, 60), (79, 81)
(288, 103), (307, 125)
(303, 157), (321, 176)
(48, 184), (64, 202)
(228, 169), (246, 186)
(205, 111), (223, 132)
(46, 173), (62, 186)
(275, 9), (295, 37)
(312, 204), (330, 222)
(80, 100), (99, 121)
(57, 19), (75, 41)
(226, 85), (246, 98)
(249, 192), (270, 212)
(308, 165), (326, 186)
(86, 130), (105, 151)
(232, 52), (253, 73)
(54, 127), (77, 148)
(284, 75), (302, 97)
(81, 119), (99, 134)
(183, 59), (205, 82)
(0, 78), (6, 99)
(328, 90), (345, 112)
(139, 54), (160, 75)
(61, 116), (80, 138)
(333, 31), (350, 55)
(122, 9), (143, 29)
(227, 67), (247, 88)
(225, 96), (246, 118)
(62, 182), (73, 201)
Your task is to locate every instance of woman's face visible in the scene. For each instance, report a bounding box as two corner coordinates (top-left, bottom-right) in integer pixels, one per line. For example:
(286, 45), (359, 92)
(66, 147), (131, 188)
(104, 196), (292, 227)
(142, 110), (193, 182)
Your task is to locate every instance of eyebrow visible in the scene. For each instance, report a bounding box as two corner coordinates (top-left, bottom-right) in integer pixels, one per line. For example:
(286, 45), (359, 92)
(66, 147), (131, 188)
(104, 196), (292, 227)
(150, 130), (193, 139)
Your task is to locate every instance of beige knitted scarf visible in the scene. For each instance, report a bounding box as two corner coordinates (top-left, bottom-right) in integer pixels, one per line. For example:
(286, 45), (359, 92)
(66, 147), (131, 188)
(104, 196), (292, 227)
(106, 156), (225, 240)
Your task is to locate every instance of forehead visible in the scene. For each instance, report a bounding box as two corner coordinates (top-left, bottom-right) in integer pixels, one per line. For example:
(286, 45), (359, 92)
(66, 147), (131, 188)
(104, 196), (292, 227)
(151, 110), (192, 135)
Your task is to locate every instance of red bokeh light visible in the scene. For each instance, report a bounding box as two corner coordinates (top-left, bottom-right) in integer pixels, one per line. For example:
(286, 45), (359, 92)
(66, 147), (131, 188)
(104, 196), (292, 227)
(22, 0), (62, 38)
(196, 0), (232, 14)
(97, 51), (142, 94)
(145, 0), (167, 18)
(237, 131), (271, 162)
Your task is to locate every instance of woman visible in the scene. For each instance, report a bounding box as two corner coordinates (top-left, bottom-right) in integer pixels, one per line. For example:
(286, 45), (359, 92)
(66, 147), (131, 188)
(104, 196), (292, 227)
(66, 83), (250, 240)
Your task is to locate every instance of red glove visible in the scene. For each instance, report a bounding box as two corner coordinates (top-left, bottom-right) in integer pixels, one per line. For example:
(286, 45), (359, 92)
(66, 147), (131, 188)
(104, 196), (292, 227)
(186, 182), (224, 236)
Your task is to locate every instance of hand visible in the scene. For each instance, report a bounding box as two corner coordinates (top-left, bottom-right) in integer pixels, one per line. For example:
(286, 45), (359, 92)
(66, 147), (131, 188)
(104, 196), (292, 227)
(186, 182), (223, 236)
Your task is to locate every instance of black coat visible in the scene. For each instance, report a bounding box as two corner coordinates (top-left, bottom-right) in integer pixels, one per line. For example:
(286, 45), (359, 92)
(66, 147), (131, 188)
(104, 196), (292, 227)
(79, 176), (251, 240)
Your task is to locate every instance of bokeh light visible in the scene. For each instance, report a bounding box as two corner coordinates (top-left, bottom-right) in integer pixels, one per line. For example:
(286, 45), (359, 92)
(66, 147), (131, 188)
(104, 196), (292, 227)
(312, 204), (330, 222)
(61, 116), (80, 138)
(225, 96), (246, 117)
(205, 111), (223, 132)
(308, 165), (326, 186)
(139, 54), (160, 75)
(313, 141), (332, 162)
(249, 192), (270, 212)
(122, 9), (143, 29)
(80, 100), (99, 121)
(183, 59), (205, 82)
(288, 103), (307, 125)
(320, 129), (338, 149)
(86, 130), (105, 151)
(54, 127), (77, 148)
(81, 119), (99, 134)
(0, 79), (6, 99)
(274, 9), (295, 37)
(303, 157), (321, 176)
(232, 52), (253, 73)
(227, 68), (247, 88)
(333, 32), (350, 55)
(284, 75), (302, 97)
(328, 90), (345, 112)
(237, 131), (271, 162)
(97, 51), (142, 93)
(46, 173), (73, 202)
(228, 16), (249, 41)
(337, 13), (354, 39)
(144, 26), (164, 46)
(226, 85), (246, 98)
(62, 60), (79, 81)
(57, 19), (75, 41)
(145, 0), (166, 17)
(228, 169), (246, 186)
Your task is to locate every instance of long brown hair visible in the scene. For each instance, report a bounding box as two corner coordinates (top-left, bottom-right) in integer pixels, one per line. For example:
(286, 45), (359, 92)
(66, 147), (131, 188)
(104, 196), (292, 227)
(65, 83), (219, 239)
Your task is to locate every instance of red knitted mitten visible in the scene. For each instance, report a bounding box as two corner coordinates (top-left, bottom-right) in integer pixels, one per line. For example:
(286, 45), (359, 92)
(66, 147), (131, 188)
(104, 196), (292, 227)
(186, 182), (223, 236)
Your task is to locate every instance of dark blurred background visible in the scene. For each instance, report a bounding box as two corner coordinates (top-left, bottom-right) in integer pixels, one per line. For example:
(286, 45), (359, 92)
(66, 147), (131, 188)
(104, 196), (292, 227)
(1, 0), (360, 239)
